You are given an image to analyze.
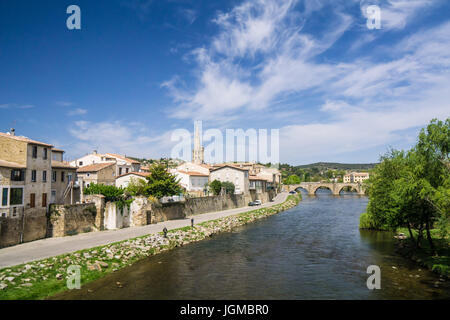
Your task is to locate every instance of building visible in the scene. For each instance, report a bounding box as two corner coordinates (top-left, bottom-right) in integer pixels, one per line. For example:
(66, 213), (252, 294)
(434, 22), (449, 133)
(70, 151), (141, 177)
(249, 175), (267, 194)
(51, 149), (79, 204)
(77, 162), (116, 189)
(115, 171), (150, 188)
(0, 130), (53, 218)
(192, 120), (204, 164)
(343, 172), (370, 183)
(209, 165), (250, 195)
(174, 170), (209, 195)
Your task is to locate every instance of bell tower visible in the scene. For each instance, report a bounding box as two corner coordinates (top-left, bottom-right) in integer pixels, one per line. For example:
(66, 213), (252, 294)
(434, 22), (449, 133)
(192, 120), (204, 164)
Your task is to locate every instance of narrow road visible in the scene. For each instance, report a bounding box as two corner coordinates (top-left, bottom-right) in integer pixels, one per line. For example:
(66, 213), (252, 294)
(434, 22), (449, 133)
(0, 192), (288, 269)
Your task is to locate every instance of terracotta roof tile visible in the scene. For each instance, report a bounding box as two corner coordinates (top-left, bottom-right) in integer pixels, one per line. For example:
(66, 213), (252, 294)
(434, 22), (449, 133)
(0, 159), (26, 169)
(0, 132), (53, 147)
(77, 162), (115, 173)
(105, 153), (140, 164)
(115, 171), (150, 179)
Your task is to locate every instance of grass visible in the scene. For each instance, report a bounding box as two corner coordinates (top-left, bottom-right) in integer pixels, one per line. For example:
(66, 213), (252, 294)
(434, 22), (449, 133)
(396, 228), (450, 278)
(0, 193), (301, 300)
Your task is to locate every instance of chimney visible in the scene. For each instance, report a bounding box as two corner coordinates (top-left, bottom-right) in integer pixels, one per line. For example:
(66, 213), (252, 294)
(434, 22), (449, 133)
(10, 128), (15, 136)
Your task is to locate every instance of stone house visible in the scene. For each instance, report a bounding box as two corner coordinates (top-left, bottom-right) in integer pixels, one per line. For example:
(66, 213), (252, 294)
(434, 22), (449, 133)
(70, 151), (141, 177)
(174, 170), (209, 195)
(77, 162), (116, 189)
(51, 149), (79, 204)
(209, 165), (250, 195)
(343, 172), (369, 183)
(115, 171), (150, 188)
(0, 131), (53, 218)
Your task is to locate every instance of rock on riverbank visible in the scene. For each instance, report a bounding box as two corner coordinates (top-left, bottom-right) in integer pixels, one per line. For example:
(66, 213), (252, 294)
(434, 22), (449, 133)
(0, 194), (301, 299)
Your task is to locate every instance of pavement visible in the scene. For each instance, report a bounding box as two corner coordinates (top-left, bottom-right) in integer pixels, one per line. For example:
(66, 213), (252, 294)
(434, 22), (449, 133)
(0, 192), (288, 269)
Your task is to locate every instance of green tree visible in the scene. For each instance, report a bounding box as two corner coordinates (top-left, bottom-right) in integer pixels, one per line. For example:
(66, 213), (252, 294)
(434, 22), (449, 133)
(221, 181), (235, 194)
(84, 183), (124, 202)
(284, 174), (301, 185)
(365, 118), (450, 252)
(145, 164), (182, 199)
(209, 180), (222, 196)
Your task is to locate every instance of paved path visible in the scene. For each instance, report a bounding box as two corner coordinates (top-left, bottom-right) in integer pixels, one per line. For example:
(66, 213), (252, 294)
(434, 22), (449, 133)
(0, 193), (289, 269)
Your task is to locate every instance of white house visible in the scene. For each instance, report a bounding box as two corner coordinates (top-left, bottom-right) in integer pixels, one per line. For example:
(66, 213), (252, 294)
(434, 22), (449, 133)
(209, 165), (249, 195)
(70, 151), (141, 177)
(115, 172), (150, 189)
(173, 170), (209, 194)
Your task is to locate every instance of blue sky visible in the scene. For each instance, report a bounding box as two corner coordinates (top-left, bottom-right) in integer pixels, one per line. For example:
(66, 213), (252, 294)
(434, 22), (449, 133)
(1, 0), (449, 165)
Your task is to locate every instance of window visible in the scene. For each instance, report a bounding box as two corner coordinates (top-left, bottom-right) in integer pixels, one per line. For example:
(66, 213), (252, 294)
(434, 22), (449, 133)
(30, 193), (35, 208)
(61, 171), (65, 182)
(31, 170), (37, 182)
(32, 146), (38, 158)
(43, 170), (47, 182)
(11, 169), (25, 181)
(68, 173), (73, 182)
(126, 168), (129, 173)
(43, 148), (48, 160)
(119, 168), (122, 175)
(52, 170), (57, 182)
(79, 161), (83, 166)
(42, 193), (47, 207)
(10, 188), (23, 206)
(2, 188), (8, 206)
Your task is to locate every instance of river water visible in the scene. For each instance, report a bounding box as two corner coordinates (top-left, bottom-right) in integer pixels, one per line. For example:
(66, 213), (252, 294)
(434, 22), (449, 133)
(57, 190), (449, 300)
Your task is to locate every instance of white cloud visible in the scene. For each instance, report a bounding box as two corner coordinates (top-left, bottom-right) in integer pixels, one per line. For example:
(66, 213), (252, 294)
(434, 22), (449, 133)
(161, 0), (449, 163)
(68, 108), (87, 116)
(67, 120), (175, 160)
(361, 0), (436, 30)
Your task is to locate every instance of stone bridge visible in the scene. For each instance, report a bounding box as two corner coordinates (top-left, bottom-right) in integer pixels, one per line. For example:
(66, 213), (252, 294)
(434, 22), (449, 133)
(284, 182), (366, 196)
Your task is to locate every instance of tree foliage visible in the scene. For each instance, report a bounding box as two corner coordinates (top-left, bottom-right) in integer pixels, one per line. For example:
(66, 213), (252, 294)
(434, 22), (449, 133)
(144, 164), (183, 199)
(365, 118), (450, 251)
(209, 180), (235, 195)
(84, 183), (124, 202)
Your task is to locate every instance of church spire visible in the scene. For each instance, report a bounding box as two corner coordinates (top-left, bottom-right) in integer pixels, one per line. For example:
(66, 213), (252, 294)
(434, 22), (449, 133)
(192, 120), (204, 164)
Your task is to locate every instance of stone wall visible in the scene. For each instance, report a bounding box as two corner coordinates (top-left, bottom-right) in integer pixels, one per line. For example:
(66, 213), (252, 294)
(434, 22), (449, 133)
(104, 202), (130, 230)
(84, 195), (105, 230)
(0, 209), (47, 248)
(48, 203), (98, 237)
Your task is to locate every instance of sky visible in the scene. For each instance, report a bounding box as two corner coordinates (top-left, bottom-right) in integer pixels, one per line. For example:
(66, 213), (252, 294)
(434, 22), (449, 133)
(0, 0), (449, 165)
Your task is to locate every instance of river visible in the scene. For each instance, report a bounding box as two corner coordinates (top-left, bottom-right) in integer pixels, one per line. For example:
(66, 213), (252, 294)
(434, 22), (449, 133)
(56, 190), (449, 299)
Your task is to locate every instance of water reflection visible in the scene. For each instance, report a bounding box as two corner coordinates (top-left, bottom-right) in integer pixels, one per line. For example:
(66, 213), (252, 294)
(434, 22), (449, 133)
(55, 190), (449, 300)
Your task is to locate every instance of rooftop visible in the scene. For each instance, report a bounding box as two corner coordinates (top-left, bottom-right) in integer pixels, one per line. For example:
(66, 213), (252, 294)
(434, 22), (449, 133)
(116, 171), (150, 179)
(105, 153), (140, 164)
(0, 132), (53, 147)
(77, 162), (115, 173)
(0, 159), (26, 169)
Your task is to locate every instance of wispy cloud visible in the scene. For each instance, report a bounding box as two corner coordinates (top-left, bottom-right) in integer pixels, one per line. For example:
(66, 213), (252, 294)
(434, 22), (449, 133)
(0, 103), (34, 109)
(67, 120), (173, 160)
(67, 108), (87, 116)
(162, 0), (449, 163)
(360, 0), (437, 30)
(55, 101), (74, 107)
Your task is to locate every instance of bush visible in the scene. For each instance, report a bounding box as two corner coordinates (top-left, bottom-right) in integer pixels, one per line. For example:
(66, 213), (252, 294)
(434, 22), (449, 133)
(84, 183), (124, 202)
(209, 180), (222, 195)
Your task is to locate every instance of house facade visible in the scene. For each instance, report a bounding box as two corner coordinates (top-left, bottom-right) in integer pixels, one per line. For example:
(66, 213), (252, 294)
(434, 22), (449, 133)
(115, 171), (150, 188)
(0, 131), (53, 218)
(209, 165), (249, 195)
(70, 151), (140, 177)
(77, 162), (116, 189)
(51, 149), (78, 204)
(343, 172), (370, 183)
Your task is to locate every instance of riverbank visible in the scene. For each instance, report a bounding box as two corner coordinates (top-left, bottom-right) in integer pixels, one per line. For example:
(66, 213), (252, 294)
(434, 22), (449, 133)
(359, 213), (449, 279)
(0, 193), (301, 300)
(395, 228), (449, 279)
